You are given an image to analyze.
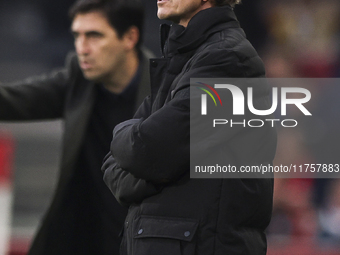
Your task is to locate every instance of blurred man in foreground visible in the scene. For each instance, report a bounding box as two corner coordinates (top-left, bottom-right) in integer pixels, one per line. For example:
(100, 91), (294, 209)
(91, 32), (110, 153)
(0, 0), (152, 254)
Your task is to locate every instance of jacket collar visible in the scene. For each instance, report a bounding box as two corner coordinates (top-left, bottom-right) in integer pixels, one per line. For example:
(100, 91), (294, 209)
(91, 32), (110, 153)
(160, 5), (240, 57)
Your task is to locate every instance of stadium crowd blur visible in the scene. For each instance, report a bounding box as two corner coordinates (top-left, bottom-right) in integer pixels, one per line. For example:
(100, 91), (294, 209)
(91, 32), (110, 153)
(259, 0), (340, 254)
(0, 0), (340, 254)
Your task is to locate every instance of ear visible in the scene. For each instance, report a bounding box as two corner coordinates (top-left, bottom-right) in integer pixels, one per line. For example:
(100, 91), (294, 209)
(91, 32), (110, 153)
(122, 26), (140, 50)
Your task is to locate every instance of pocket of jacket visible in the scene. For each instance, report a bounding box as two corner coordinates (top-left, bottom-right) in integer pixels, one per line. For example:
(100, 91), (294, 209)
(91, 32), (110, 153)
(132, 216), (198, 255)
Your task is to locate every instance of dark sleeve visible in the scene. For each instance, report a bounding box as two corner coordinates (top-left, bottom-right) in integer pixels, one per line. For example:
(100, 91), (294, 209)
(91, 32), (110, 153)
(0, 53), (76, 120)
(110, 87), (190, 182)
(102, 152), (161, 207)
(109, 47), (260, 182)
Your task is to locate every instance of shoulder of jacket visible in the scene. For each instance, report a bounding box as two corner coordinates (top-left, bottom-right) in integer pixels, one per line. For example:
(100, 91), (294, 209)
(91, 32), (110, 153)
(196, 28), (260, 63)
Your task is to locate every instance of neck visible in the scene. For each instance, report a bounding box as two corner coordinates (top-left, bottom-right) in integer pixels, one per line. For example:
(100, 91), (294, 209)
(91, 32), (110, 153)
(104, 49), (139, 94)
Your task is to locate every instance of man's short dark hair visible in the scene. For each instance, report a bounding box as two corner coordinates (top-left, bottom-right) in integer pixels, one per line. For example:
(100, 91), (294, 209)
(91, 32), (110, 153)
(69, 0), (144, 48)
(215, 0), (241, 7)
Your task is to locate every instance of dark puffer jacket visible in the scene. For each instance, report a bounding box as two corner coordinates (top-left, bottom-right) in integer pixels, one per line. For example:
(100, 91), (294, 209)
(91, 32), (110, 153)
(102, 5), (276, 255)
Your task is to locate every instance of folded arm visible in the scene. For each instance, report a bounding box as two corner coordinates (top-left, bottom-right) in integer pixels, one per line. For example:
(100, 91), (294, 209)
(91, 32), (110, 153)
(102, 152), (162, 207)
(110, 88), (190, 182)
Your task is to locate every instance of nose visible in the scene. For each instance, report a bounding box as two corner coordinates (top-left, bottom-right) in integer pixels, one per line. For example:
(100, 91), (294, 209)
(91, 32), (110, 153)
(75, 35), (90, 56)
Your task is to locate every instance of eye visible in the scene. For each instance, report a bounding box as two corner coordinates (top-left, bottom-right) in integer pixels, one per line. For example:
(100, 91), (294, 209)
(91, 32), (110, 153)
(87, 31), (104, 38)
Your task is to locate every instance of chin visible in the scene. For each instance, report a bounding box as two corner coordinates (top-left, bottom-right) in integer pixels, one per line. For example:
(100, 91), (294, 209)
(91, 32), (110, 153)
(83, 72), (99, 82)
(157, 9), (170, 20)
(157, 12), (165, 20)
(157, 11), (179, 23)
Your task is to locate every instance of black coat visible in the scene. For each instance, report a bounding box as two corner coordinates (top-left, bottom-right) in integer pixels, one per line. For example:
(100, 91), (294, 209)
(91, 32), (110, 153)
(0, 49), (152, 254)
(102, 6), (276, 255)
